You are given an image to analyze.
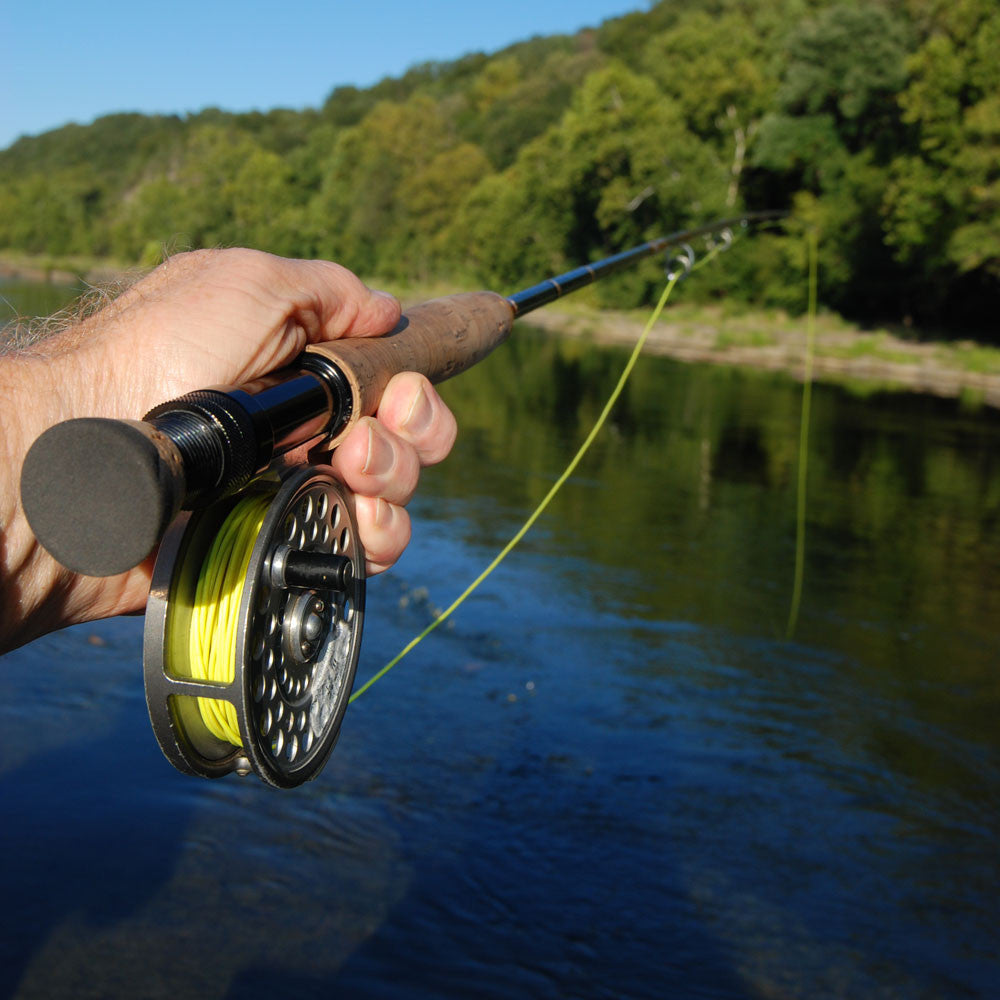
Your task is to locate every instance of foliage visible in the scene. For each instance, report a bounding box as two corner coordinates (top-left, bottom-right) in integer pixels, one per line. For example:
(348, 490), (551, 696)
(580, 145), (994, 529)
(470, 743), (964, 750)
(0, 0), (996, 332)
(882, 0), (1000, 322)
(450, 64), (725, 303)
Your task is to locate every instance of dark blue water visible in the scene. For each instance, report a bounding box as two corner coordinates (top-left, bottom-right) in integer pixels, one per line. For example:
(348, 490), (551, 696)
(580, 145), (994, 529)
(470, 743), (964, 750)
(1, 287), (998, 997)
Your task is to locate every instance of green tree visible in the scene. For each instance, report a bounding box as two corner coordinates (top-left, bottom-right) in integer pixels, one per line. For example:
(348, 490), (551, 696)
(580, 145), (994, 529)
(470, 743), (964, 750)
(309, 96), (463, 274)
(639, 8), (781, 206)
(883, 0), (1000, 318)
(0, 173), (92, 255)
(463, 45), (602, 169)
(111, 125), (302, 258)
(398, 143), (493, 278)
(751, 3), (914, 314)
(453, 64), (724, 304)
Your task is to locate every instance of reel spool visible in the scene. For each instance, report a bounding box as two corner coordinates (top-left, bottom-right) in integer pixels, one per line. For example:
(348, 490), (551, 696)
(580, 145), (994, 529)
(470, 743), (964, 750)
(143, 465), (366, 787)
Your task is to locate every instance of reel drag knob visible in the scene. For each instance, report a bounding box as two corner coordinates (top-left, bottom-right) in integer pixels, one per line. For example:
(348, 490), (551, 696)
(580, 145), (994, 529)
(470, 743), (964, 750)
(143, 466), (365, 787)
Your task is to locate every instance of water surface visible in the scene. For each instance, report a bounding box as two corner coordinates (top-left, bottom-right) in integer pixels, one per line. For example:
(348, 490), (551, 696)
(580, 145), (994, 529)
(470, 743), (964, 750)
(0, 276), (84, 346)
(1, 282), (997, 997)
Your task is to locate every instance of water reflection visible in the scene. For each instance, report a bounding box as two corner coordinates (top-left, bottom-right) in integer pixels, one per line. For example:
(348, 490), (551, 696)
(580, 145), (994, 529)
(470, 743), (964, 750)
(436, 329), (1000, 666)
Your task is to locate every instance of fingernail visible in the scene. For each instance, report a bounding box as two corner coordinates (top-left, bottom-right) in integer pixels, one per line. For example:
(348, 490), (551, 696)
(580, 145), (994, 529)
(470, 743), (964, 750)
(403, 385), (433, 435)
(373, 497), (391, 527)
(363, 422), (395, 477)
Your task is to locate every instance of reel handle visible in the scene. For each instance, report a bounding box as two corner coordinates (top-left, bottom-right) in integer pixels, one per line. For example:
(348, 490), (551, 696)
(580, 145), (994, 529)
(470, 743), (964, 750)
(20, 292), (514, 578)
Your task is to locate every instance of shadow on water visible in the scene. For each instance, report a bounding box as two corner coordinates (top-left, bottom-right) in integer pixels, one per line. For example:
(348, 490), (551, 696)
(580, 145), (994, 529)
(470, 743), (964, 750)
(0, 620), (194, 998)
(0, 724), (192, 997)
(325, 800), (751, 1000)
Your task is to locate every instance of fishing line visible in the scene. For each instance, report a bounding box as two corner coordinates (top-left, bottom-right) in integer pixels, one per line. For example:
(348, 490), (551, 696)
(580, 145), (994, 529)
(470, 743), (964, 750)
(786, 228), (819, 639)
(188, 493), (271, 745)
(350, 235), (734, 702)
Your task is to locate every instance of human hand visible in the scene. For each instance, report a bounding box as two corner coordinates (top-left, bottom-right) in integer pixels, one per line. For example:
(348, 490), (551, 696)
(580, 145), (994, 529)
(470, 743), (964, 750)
(1, 249), (456, 649)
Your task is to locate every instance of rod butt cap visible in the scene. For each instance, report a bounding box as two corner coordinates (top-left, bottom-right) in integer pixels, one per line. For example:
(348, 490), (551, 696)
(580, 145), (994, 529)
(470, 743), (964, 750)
(20, 418), (184, 577)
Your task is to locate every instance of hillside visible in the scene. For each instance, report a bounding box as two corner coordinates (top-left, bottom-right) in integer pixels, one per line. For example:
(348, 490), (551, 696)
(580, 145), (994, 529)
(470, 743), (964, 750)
(1, 0), (996, 333)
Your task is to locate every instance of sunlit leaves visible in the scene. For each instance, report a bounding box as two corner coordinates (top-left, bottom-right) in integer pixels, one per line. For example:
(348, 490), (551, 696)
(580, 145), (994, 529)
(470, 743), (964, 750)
(452, 63), (724, 301)
(884, 1), (1000, 292)
(0, 0), (997, 325)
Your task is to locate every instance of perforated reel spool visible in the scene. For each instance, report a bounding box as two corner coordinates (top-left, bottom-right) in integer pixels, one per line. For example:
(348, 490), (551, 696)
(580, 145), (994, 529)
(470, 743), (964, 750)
(143, 465), (366, 787)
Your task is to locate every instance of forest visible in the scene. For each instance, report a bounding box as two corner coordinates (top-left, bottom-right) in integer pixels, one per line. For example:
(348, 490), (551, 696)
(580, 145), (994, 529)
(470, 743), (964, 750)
(0, 0), (996, 332)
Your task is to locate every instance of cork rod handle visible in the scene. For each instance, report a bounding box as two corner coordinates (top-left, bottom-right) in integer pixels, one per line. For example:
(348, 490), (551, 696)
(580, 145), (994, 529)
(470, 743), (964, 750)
(306, 291), (515, 445)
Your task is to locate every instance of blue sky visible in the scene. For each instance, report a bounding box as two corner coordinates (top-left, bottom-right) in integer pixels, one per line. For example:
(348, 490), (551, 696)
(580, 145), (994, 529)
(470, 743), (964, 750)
(2, 1), (646, 149)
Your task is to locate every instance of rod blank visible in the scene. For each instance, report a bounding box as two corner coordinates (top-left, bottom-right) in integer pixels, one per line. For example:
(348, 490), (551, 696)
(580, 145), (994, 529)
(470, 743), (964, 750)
(506, 210), (785, 317)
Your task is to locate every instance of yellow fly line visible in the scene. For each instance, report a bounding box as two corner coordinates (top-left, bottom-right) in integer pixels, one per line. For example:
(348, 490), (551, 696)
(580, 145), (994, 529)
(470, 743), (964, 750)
(180, 234), (740, 735)
(188, 494), (271, 745)
(350, 239), (731, 703)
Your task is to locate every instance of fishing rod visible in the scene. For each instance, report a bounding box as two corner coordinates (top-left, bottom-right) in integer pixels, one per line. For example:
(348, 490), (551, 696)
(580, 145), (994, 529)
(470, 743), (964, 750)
(20, 209), (782, 787)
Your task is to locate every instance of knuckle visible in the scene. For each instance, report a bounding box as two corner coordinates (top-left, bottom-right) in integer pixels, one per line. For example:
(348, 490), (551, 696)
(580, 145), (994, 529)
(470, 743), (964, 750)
(393, 449), (421, 505)
(420, 407), (458, 466)
(169, 248), (214, 267)
(357, 497), (410, 567)
(378, 373), (425, 429)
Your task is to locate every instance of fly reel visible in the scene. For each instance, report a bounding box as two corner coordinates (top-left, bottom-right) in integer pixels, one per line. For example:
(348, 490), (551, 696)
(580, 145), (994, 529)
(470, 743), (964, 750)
(143, 465), (365, 788)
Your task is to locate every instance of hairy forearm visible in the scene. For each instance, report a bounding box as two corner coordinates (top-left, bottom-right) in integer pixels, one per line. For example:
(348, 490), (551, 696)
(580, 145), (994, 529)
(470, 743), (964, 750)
(0, 352), (71, 648)
(0, 249), (455, 653)
(0, 346), (134, 651)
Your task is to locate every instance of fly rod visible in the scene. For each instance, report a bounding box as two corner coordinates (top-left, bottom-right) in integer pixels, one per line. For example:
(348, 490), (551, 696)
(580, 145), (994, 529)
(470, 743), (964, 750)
(19, 210), (781, 787)
(22, 211), (780, 579)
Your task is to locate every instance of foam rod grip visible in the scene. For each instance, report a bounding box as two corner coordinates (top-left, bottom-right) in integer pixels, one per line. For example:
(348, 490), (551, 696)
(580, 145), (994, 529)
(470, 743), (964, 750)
(305, 291), (514, 445)
(20, 418), (186, 577)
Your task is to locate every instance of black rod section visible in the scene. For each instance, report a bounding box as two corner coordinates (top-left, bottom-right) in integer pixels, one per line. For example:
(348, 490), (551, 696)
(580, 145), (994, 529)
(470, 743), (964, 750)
(506, 211), (785, 317)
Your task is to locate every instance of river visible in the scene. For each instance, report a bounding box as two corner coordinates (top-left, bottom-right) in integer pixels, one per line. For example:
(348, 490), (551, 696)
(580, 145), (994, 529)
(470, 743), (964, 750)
(1, 279), (998, 998)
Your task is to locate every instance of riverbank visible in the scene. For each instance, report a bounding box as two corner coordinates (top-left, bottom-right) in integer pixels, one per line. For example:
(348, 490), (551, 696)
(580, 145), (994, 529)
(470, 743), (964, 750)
(0, 252), (130, 287)
(389, 274), (1000, 407)
(515, 299), (1000, 407)
(4, 251), (1000, 406)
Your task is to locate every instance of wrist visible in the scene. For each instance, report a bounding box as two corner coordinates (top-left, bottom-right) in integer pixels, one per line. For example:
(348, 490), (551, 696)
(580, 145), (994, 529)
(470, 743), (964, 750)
(0, 345), (124, 650)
